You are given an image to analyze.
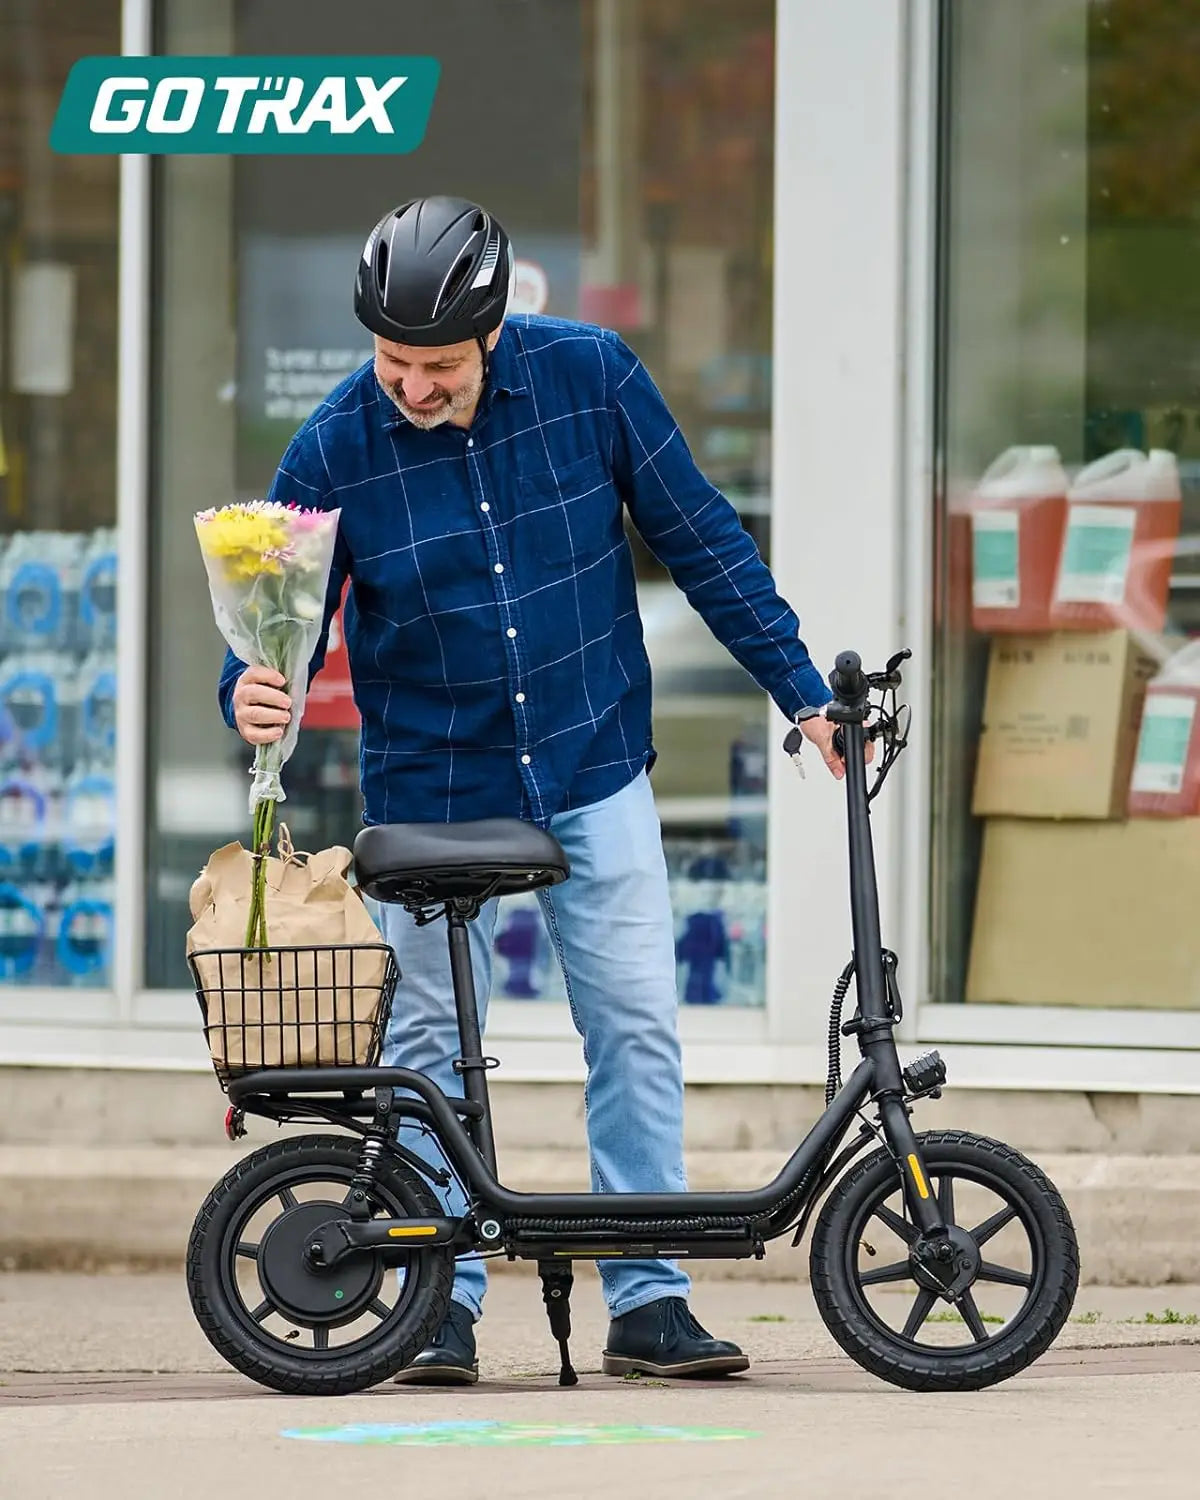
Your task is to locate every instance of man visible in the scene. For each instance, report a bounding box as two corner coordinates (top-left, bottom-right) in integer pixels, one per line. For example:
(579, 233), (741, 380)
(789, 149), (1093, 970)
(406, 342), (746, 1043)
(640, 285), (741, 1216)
(221, 195), (851, 1385)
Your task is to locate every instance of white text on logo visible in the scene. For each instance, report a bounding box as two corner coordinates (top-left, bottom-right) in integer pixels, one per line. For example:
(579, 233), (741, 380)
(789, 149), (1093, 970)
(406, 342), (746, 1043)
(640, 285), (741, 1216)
(88, 75), (408, 135)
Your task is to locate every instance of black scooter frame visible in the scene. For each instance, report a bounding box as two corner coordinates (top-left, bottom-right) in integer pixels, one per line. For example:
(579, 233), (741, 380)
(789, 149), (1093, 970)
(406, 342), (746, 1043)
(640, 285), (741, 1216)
(226, 650), (949, 1271)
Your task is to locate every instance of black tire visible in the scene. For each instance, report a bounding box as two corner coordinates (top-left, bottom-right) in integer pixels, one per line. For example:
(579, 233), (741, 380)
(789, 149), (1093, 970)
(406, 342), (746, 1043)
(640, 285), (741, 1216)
(810, 1130), (1079, 1391)
(187, 1134), (453, 1395)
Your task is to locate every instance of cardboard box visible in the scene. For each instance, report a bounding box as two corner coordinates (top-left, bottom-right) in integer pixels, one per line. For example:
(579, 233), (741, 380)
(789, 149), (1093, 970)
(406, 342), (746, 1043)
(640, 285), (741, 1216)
(971, 630), (1159, 819)
(965, 818), (1200, 1008)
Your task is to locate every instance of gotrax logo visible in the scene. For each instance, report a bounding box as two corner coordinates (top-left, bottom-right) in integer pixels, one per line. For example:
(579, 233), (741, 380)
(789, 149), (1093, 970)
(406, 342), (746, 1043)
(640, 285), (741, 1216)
(51, 56), (440, 154)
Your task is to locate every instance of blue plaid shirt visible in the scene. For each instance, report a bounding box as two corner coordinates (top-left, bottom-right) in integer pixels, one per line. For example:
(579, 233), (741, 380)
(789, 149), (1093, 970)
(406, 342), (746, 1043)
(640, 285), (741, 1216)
(218, 314), (831, 827)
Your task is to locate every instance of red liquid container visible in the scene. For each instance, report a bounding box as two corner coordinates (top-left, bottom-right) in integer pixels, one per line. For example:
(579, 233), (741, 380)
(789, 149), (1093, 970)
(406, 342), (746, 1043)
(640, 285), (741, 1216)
(1051, 449), (1181, 634)
(969, 446), (1068, 635)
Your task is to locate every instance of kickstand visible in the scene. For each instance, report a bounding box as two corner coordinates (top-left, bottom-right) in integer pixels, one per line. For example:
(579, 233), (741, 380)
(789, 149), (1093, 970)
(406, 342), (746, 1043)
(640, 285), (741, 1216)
(538, 1260), (579, 1387)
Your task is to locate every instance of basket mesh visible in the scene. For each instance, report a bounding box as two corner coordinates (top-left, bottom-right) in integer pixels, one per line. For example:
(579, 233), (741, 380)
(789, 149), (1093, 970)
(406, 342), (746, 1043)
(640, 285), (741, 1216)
(188, 944), (399, 1088)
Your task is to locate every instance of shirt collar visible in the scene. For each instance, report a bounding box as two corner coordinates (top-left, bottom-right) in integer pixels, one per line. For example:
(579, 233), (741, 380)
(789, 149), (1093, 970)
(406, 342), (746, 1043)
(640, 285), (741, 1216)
(376, 322), (528, 432)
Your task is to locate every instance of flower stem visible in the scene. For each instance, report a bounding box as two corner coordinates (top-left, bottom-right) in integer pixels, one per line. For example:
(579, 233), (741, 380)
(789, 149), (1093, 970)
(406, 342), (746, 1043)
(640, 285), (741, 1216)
(245, 795), (276, 949)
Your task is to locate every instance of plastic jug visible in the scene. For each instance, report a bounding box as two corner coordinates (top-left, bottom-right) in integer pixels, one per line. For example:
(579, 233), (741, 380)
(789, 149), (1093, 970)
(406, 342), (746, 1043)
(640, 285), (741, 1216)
(969, 446), (1069, 633)
(1127, 639), (1200, 817)
(1051, 448), (1181, 633)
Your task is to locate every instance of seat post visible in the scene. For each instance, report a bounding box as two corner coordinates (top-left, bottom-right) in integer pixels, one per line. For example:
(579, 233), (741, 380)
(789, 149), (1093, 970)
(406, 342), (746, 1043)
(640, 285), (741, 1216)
(445, 904), (498, 1173)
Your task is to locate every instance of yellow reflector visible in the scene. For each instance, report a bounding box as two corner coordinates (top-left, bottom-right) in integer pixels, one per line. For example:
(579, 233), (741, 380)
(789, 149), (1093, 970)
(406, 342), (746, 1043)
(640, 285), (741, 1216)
(906, 1154), (930, 1200)
(388, 1226), (438, 1238)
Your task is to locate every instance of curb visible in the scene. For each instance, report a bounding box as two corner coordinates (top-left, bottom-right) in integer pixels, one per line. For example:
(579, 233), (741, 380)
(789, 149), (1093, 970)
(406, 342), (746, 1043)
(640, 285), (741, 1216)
(2, 1144), (1197, 1284)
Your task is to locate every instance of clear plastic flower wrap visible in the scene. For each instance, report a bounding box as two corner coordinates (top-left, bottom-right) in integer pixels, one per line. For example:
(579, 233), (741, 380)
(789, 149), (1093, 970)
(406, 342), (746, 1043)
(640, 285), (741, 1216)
(194, 501), (341, 946)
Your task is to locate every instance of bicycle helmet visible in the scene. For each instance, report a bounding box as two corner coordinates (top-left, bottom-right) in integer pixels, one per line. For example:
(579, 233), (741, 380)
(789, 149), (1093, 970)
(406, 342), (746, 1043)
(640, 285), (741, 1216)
(354, 196), (514, 371)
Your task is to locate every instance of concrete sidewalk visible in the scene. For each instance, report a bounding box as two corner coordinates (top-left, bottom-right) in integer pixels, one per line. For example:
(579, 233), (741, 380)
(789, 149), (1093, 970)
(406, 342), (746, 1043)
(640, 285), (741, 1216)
(2, 1273), (1200, 1499)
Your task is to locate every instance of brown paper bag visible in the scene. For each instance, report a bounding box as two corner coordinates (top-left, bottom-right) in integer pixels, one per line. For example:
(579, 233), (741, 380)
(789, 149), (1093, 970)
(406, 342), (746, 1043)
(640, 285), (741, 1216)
(186, 837), (392, 1075)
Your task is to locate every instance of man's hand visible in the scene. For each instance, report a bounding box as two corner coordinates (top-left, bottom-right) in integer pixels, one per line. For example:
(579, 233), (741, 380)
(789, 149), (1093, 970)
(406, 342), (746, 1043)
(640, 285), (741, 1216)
(233, 666), (292, 745)
(800, 711), (875, 781)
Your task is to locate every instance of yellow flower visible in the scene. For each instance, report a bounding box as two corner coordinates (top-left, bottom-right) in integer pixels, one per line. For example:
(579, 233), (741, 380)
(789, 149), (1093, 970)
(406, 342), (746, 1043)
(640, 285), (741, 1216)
(195, 505), (291, 584)
(197, 507), (288, 556)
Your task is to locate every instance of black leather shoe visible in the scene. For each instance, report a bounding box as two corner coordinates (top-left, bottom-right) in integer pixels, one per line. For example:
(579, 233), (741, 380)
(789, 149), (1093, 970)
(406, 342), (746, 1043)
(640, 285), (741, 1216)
(602, 1297), (749, 1378)
(392, 1301), (479, 1386)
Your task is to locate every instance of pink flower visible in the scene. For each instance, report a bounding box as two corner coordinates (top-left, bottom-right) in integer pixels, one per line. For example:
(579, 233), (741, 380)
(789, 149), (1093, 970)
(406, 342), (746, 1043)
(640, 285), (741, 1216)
(287, 508), (337, 533)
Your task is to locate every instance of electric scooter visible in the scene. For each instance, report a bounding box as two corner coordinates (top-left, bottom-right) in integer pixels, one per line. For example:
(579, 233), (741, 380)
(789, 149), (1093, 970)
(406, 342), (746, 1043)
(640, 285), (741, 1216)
(186, 648), (1079, 1395)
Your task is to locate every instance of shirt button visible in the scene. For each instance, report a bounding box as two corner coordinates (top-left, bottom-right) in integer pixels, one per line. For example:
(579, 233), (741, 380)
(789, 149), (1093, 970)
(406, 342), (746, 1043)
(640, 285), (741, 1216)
(521, 754), (532, 765)
(467, 438), (474, 448)
(515, 692), (526, 703)
(480, 502), (490, 512)
(494, 563), (504, 574)
(506, 627), (517, 638)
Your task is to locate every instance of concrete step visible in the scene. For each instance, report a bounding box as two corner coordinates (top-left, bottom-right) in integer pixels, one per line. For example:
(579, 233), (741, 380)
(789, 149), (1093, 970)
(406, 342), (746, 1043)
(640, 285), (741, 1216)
(1, 1141), (1196, 1284)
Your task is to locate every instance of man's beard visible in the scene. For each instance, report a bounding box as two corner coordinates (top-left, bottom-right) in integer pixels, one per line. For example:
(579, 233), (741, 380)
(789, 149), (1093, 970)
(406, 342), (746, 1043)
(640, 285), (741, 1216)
(383, 372), (483, 430)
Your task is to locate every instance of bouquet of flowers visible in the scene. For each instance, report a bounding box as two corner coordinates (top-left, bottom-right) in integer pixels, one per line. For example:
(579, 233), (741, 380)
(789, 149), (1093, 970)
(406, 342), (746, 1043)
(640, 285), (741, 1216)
(194, 501), (341, 947)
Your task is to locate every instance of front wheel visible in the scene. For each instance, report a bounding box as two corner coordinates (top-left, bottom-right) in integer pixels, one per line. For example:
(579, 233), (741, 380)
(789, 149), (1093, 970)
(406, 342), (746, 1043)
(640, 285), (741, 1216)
(810, 1130), (1078, 1391)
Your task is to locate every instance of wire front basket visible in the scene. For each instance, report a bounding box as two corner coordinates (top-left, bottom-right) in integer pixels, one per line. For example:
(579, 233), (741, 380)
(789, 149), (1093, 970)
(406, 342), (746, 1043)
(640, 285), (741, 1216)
(188, 944), (400, 1090)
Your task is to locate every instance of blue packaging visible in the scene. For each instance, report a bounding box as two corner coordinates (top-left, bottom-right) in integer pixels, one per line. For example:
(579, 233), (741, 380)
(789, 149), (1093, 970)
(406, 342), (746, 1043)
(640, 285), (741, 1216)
(0, 879), (47, 981)
(56, 889), (114, 983)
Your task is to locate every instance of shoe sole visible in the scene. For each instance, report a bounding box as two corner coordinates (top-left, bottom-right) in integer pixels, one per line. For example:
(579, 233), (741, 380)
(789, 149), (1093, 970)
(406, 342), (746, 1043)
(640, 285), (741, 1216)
(601, 1352), (750, 1379)
(392, 1364), (479, 1387)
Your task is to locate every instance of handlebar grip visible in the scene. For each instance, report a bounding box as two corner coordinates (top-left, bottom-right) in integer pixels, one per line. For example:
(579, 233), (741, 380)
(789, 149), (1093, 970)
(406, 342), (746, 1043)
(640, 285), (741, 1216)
(830, 650), (868, 705)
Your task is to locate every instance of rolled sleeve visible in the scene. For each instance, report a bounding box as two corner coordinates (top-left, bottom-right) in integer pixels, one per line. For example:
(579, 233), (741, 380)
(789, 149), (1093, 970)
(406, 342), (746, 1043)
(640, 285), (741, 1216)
(605, 331), (830, 716)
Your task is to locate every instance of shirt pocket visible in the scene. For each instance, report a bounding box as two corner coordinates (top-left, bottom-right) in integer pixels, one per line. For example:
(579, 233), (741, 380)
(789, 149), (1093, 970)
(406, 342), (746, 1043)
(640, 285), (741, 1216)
(519, 453), (617, 569)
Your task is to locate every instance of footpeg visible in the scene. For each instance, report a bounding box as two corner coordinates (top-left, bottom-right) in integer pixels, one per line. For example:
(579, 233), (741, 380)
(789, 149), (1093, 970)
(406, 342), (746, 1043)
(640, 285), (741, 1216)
(538, 1260), (579, 1387)
(902, 1051), (947, 1099)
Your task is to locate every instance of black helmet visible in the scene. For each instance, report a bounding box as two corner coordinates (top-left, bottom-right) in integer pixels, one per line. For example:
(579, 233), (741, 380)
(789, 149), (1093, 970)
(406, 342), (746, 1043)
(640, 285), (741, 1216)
(353, 195), (514, 348)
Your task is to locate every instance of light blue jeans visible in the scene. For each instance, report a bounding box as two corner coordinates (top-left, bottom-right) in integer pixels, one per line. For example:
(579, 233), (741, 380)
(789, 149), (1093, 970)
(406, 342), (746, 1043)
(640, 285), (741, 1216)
(377, 770), (691, 1321)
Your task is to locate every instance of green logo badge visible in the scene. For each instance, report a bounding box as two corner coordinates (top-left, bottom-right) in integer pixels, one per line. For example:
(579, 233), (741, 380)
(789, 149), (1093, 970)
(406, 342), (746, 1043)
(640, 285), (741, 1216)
(50, 56), (440, 154)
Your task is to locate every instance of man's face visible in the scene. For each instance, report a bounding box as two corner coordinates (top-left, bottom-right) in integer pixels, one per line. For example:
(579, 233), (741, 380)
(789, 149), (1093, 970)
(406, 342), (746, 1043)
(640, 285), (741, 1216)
(374, 335), (491, 429)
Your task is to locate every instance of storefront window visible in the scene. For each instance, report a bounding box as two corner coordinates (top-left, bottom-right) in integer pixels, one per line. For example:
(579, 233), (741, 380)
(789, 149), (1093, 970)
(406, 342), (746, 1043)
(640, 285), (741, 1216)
(935, 0), (1200, 1011)
(0, 2), (120, 987)
(148, 0), (775, 1008)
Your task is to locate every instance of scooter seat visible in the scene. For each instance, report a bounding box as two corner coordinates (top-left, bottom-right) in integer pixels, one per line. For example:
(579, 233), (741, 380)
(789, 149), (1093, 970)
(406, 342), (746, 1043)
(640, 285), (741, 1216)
(353, 819), (570, 906)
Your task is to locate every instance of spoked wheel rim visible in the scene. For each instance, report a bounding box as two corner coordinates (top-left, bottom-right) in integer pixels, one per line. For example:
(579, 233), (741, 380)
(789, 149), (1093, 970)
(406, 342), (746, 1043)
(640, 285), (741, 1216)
(218, 1160), (421, 1360)
(843, 1158), (1043, 1352)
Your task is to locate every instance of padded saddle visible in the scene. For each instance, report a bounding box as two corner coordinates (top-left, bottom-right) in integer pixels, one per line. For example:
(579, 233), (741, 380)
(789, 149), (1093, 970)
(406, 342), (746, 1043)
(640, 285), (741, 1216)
(353, 819), (570, 906)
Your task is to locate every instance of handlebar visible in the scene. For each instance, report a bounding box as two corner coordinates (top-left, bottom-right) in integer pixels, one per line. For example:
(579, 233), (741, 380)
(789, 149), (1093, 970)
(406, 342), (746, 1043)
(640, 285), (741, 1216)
(828, 647), (911, 713)
(829, 650), (869, 708)
(784, 646), (912, 801)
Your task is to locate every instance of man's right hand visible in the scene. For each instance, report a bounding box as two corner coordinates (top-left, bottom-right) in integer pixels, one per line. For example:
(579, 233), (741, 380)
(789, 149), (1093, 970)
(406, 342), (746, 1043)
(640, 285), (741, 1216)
(233, 666), (292, 744)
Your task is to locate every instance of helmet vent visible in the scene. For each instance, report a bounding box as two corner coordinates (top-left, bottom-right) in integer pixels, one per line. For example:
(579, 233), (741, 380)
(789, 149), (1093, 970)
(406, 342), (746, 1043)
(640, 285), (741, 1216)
(375, 238), (389, 297)
(438, 254), (474, 313)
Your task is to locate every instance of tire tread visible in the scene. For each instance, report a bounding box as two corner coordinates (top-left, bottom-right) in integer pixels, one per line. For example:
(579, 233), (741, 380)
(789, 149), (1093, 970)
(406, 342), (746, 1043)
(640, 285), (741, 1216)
(809, 1129), (1079, 1392)
(186, 1134), (453, 1396)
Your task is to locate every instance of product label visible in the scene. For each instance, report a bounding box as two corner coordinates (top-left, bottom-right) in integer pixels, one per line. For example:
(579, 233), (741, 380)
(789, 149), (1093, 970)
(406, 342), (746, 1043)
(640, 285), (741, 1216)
(972, 510), (1020, 608)
(1130, 692), (1197, 796)
(1055, 504), (1136, 605)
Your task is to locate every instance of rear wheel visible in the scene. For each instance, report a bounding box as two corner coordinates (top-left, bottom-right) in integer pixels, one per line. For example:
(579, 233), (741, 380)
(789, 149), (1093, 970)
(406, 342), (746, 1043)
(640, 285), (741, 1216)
(810, 1130), (1078, 1391)
(187, 1134), (453, 1395)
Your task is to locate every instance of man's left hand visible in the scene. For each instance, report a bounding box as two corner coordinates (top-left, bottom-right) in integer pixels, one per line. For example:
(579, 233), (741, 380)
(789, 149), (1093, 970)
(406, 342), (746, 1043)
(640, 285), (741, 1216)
(799, 712), (875, 781)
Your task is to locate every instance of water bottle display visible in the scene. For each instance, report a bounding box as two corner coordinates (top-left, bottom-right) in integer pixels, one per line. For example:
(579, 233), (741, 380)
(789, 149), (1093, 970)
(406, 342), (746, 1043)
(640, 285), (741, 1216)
(77, 529), (118, 653)
(666, 838), (767, 1008)
(0, 530), (117, 987)
(487, 841), (768, 1008)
